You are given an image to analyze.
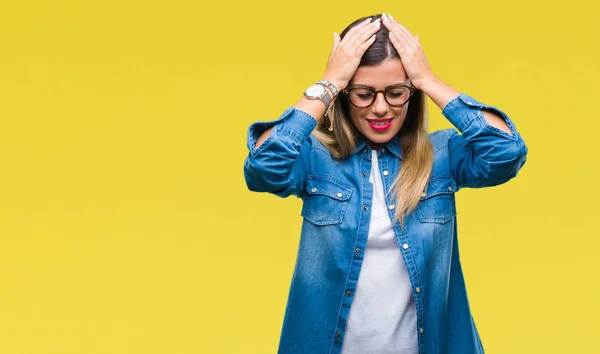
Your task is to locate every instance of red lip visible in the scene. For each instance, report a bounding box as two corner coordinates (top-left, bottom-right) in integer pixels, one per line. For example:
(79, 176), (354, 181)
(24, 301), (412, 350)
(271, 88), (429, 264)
(366, 118), (393, 131)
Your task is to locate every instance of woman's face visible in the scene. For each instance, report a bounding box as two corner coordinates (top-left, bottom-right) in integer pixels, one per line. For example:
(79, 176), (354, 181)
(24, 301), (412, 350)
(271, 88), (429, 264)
(347, 58), (410, 149)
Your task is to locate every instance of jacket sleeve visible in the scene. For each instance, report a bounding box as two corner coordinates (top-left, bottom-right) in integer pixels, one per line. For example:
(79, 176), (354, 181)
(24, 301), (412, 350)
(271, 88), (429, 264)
(442, 94), (528, 190)
(243, 107), (317, 198)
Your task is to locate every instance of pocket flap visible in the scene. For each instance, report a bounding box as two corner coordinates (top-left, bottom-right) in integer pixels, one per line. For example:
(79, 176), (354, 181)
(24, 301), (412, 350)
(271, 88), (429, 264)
(305, 177), (352, 201)
(420, 178), (457, 200)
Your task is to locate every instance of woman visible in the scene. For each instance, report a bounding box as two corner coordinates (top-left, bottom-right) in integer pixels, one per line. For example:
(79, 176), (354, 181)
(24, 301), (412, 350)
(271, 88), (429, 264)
(244, 13), (527, 354)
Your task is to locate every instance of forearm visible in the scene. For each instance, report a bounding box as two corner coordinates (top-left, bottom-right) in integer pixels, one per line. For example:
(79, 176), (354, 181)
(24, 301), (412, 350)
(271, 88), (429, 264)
(292, 95), (329, 123)
(419, 76), (512, 135)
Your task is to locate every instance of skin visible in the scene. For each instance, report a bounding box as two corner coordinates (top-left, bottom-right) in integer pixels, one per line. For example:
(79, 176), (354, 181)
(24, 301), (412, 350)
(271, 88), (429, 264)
(346, 58), (411, 150)
(254, 14), (511, 150)
(379, 13), (511, 137)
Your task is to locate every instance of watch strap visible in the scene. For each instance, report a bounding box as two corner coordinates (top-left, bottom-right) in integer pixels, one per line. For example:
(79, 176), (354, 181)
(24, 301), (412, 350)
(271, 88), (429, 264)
(317, 79), (339, 98)
(304, 83), (332, 109)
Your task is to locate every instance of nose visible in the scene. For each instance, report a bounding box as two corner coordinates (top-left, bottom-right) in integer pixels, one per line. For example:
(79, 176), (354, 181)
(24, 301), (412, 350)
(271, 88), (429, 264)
(372, 92), (389, 116)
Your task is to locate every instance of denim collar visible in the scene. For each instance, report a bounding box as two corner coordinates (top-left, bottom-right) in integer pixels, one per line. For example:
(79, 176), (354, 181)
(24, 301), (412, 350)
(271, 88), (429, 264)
(352, 134), (403, 160)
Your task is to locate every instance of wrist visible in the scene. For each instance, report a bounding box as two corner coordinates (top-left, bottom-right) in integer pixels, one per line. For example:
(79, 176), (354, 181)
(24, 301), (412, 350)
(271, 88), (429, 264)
(321, 76), (345, 92)
(304, 83), (333, 111)
(317, 80), (337, 101)
(413, 74), (439, 92)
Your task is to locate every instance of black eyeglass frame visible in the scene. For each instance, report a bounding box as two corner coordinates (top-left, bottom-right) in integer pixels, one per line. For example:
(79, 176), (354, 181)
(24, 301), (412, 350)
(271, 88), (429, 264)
(341, 83), (417, 108)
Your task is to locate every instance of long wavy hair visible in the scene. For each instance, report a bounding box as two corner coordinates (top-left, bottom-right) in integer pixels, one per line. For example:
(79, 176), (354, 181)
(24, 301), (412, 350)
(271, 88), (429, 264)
(312, 14), (434, 228)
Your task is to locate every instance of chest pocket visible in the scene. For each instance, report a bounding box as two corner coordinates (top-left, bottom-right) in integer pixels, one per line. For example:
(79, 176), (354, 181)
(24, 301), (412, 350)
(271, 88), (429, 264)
(416, 177), (457, 224)
(301, 176), (353, 226)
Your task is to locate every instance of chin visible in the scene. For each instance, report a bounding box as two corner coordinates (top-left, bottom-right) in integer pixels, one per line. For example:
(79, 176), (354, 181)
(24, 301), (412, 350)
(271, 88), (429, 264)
(354, 119), (404, 148)
(369, 135), (392, 144)
(363, 133), (395, 148)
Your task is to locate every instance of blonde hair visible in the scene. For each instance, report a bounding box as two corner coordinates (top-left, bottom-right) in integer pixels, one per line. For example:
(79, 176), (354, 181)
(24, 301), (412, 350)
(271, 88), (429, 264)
(313, 89), (433, 229)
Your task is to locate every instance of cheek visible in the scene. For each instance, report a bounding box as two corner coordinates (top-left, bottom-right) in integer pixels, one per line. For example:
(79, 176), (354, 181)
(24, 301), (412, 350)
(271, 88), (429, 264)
(391, 108), (408, 130)
(396, 105), (409, 117)
(348, 107), (364, 127)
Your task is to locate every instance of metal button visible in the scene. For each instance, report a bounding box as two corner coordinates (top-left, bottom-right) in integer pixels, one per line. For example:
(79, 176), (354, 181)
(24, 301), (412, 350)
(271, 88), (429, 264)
(355, 248), (361, 254)
(362, 172), (367, 177)
(416, 287), (421, 293)
(421, 192), (426, 197)
(311, 188), (317, 193)
(335, 332), (341, 338)
(363, 205), (368, 211)
(336, 193), (343, 198)
(381, 147), (385, 153)
(447, 186), (452, 192)
(419, 328), (424, 334)
(383, 170), (389, 176)
(345, 291), (351, 297)
(402, 243), (409, 250)
(388, 205), (395, 210)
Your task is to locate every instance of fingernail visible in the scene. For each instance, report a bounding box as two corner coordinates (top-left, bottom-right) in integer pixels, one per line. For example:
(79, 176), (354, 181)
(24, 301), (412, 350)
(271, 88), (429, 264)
(388, 13), (394, 19)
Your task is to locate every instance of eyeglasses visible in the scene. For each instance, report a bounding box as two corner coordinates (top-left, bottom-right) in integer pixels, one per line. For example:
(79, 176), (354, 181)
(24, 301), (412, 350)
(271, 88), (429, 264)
(342, 84), (416, 108)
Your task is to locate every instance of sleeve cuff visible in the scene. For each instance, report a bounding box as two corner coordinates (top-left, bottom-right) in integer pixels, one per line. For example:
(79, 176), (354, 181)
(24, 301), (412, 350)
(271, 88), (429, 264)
(441, 93), (519, 140)
(247, 106), (318, 154)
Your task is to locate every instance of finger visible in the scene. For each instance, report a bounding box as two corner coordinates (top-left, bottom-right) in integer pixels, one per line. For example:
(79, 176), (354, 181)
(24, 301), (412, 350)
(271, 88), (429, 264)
(381, 14), (411, 44)
(388, 31), (407, 54)
(356, 33), (377, 56)
(340, 18), (373, 45)
(333, 32), (341, 52)
(415, 34), (422, 48)
(382, 17), (414, 47)
(381, 14), (412, 43)
(328, 32), (340, 64)
(390, 31), (417, 58)
(385, 14), (418, 46)
(390, 26), (416, 50)
(345, 18), (381, 52)
(342, 18), (377, 50)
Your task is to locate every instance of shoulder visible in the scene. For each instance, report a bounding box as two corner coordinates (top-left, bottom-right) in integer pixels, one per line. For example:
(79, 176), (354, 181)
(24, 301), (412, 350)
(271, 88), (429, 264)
(427, 129), (458, 179)
(428, 128), (458, 154)
(305, 133), (345, 160)
(307, 134), (329, 153)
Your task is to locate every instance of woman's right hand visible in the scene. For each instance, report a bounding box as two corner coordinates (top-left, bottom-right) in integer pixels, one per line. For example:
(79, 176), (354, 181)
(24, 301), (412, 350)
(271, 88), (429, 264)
(323, 17), (381, 91)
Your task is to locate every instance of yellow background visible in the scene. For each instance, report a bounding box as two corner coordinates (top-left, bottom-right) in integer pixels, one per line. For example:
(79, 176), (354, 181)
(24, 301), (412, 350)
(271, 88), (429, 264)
(0, 0), (598, 353)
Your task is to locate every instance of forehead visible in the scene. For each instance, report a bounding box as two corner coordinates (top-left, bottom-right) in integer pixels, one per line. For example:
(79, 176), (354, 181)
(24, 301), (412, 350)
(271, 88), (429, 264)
(350, 58), (408, 87)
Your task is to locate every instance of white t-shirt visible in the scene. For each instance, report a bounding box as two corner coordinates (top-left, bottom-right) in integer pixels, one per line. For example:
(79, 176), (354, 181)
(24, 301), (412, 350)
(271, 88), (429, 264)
(340, 150), (418, 354)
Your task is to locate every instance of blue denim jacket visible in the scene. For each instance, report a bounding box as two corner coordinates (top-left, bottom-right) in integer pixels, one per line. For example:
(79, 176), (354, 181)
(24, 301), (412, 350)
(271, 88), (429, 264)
(244, 94), (528, 354)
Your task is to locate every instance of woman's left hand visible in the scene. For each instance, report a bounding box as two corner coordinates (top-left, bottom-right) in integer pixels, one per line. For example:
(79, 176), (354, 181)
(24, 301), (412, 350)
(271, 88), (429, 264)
(381, 13), (436, 90)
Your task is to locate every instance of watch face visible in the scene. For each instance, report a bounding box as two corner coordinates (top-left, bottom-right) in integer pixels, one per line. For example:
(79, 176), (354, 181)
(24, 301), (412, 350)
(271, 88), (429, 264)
(306, 84), (325, 98)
